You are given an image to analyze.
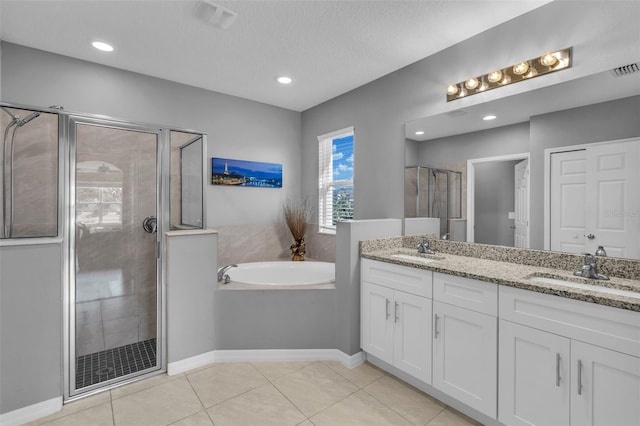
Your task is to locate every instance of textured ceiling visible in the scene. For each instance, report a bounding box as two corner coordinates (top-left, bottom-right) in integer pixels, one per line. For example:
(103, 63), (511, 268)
(0, 0), (550, 111)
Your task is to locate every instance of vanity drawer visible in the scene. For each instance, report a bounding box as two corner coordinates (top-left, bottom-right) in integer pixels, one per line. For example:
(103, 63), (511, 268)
(433, 272), (497, 316)
(361, 258), (432, 298)
(499, 285), (640, 358)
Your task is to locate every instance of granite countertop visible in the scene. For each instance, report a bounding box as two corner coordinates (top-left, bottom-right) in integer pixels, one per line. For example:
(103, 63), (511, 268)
(362, 247), (640, 312)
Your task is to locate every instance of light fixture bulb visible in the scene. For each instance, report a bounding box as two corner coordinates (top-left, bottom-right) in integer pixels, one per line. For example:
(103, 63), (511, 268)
(276, 76), (293, 84)
(499, 75), (511, 85)
(415, 131), (425, 135)
(477, 77), (489, 92)
(513, 61), (529, 75)
(92, 41), (114, 52)
(483, 115), (497, 121)
(487, 70), (503, 83)
(464, 77), (479, 90)
(540, 52), (558, 67)
(446, 84), (459, 96)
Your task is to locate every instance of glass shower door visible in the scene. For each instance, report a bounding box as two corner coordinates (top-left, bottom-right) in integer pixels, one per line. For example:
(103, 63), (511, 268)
(71, 121), (161, 395)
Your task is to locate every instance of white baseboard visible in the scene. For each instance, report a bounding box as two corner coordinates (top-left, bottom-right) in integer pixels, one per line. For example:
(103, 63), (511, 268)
(167, 350), (217, 375)
(0, 396), (62, 426)
(168, 349), (364, 375)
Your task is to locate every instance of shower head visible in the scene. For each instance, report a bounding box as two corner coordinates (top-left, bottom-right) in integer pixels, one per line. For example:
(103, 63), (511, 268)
(1, 106), (20, 122)
(17, 112), (40, 127)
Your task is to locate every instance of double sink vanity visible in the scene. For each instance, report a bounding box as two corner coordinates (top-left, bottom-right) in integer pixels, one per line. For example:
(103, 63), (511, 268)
(359, 236), (640, 426)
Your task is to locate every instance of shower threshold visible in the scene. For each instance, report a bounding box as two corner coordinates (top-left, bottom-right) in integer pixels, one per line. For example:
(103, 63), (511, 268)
(76, 338), (156, 389)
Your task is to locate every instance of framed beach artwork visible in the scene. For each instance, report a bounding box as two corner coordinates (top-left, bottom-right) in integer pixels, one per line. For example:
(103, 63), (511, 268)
(211, 157), (283, 188)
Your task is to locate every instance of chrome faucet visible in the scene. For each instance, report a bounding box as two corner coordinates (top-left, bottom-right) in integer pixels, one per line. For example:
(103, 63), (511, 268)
(574, 254), (609, 280)
(416, 238), (435, 255)
(217, 264), (237, 283)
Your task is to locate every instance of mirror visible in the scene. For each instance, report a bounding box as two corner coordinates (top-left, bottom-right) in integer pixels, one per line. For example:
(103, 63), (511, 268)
(405, 69), (640, 259)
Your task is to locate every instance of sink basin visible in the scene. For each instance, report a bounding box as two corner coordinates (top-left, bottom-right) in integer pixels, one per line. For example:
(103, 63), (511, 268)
(391, 253), (444, 263)
(527, 274), (640, 299)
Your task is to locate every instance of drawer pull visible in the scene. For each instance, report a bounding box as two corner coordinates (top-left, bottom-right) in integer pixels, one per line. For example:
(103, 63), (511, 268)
(577, 359), (583, 395)
(556, 353), (561, 387)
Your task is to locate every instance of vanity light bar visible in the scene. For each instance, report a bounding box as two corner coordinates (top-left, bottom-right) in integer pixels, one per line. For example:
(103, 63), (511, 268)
(446, 48), (572, 102)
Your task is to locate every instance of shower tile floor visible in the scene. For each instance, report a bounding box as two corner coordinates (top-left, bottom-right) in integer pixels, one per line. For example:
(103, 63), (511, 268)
(76, 338), (157, 389)
(29, 361), (481, 426)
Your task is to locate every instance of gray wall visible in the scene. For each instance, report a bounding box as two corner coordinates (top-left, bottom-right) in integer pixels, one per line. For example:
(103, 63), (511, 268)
(301, 0), (639, 227)
(415, 123), (530, 167)
(0, 243), (62, 414)
(474, 161), (519, 247)
(166, 232), (217, 364)
(1, 42), (302, 228)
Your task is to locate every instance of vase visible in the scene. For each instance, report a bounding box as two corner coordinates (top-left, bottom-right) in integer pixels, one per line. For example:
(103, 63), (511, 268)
(290, 237), (306, 261)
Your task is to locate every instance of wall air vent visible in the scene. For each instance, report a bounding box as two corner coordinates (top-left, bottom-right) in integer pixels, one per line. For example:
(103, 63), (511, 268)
(611, 63), (640, 77)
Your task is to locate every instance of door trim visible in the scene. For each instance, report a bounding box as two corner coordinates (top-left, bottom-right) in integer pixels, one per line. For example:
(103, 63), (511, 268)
(466, 152), (530, 244)
(543, 136), (640, 251)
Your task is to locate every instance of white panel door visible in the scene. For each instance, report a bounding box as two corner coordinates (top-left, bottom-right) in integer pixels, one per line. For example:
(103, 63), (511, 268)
(571, 340), (640, 426)
(393, 290), (431, 384)
(550, 150), (587, 254)
(498, 320), (570, 426)
(514, 159), (529, 248)
(433, 301), (497, 418)
(585, 139), (640, 259)
(361, 282), (394, 364)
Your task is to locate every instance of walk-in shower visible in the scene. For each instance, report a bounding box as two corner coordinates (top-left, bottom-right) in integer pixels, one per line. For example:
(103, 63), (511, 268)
(404, 165), (462, 237)
(1, 106), (58, 239)
(1, 101), (206, 401)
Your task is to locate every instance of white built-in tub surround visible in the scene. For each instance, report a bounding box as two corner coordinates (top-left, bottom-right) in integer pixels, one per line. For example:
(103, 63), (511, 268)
(359, 236), (640, 426)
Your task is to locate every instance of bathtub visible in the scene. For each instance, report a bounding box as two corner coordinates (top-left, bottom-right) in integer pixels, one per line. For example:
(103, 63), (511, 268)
(223, 261), (335, 287)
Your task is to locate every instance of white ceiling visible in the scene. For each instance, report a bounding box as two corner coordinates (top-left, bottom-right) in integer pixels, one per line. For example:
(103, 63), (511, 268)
(0, 0), (551, 112)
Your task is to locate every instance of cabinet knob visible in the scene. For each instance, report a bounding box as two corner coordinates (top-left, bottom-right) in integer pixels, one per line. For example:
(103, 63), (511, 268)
(586, 234), (595, 240)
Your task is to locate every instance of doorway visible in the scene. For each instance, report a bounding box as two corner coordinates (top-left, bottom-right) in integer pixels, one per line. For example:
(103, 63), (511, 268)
(67, 117), (164, 398)
(466, 153), (530, 247)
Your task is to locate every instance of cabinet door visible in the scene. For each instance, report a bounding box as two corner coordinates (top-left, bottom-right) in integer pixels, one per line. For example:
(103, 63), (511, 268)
(433, 301), (497, 418)
(361, 282), (394, 364)
(393, 290), (432, 384)
(498, 320), (570, 426)
(571, 340), (640, 426)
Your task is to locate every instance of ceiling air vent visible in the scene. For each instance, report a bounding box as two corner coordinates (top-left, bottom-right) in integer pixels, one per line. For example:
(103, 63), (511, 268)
(197, 0), (238, 30)
(445, 109), (468, 117)
(611, 63), (640, 77)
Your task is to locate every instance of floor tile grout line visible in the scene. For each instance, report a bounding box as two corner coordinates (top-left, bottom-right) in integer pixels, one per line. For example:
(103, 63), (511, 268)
(360, 376), (447, 426)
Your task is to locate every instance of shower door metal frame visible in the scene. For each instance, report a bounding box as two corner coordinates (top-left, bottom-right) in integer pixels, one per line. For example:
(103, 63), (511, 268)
(63, 114), (169, 401)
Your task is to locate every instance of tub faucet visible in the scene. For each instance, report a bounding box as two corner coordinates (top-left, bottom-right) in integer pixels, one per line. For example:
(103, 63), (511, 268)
(416, 238), (435, 255)
(574, 254), (609, 280)
(217, 264), (237, 283)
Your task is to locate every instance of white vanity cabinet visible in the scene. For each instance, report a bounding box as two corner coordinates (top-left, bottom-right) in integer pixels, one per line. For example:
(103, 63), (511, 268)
(499, 286), (640, 426)
(361, 259), (432, 383)
(432, 272), (498, 419)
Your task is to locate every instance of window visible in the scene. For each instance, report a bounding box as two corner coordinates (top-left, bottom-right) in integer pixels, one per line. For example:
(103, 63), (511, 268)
(318, 126), (354, 234)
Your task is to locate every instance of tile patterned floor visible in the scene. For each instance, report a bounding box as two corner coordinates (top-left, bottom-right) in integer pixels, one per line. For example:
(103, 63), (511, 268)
(26, 361), (482, 426)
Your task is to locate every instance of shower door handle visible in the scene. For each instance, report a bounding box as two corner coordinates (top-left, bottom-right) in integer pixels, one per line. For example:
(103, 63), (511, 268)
(142, 216), (157, 234)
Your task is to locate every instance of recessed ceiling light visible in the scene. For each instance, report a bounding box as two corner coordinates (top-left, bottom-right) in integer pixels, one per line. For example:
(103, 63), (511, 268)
(92, 41), (114, 52)
(276, 76), (293, 85)
(483, 115), (497, 121)
(415, 131), (425, 135)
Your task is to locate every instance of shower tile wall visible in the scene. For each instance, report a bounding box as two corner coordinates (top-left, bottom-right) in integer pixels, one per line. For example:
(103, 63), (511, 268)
(75, 125), (157, 357)
(0, 108), (58, 238)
